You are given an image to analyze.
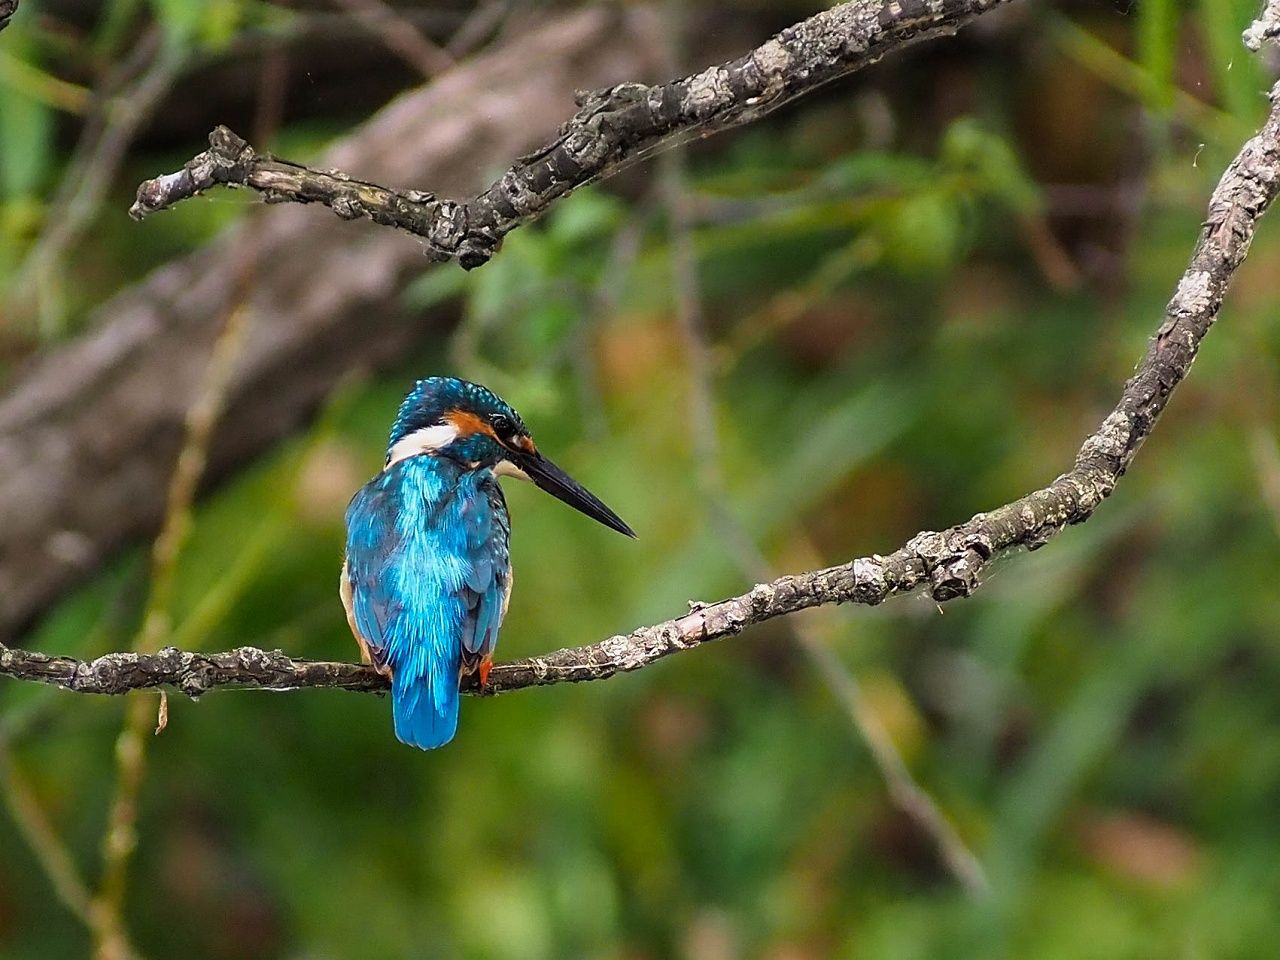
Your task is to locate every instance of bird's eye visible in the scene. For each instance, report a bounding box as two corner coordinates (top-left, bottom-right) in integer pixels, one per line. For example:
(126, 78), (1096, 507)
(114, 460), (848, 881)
(488, 413), (515, 437)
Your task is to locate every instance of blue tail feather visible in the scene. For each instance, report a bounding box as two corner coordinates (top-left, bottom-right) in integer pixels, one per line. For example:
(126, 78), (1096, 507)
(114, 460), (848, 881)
(392, 666), (459, 750)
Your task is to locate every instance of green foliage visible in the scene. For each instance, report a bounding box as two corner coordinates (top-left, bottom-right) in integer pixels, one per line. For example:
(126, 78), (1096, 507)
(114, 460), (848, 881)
(0, 20), (54, 285)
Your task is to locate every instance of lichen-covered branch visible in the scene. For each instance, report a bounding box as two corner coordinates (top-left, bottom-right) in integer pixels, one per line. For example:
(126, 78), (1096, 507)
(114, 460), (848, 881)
(1244, 0), (1280, 49)
(129, 0), (1012, 269)
(9, 70), (1280, 701)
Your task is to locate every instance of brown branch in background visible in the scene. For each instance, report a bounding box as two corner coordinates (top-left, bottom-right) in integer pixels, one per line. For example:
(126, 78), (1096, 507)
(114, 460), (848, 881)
(6, 64), (1280, 698)
(445, 0), (511, 59)
(128, 0), (1014, 269)
(0, 0), (17, 33)
(330, 0), (454, 78)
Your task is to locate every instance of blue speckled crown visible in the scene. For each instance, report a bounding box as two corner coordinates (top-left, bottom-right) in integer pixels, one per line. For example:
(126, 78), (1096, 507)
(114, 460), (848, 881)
(387, 378), (523, 454)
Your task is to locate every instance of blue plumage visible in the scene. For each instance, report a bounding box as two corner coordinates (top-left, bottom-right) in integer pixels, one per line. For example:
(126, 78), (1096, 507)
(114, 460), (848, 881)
(345, 457), (509, 749)
(341, 377), (633, 750)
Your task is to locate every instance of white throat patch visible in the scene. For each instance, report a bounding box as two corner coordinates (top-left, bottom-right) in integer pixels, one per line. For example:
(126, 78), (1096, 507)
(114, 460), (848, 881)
(385, 423), (459, 466)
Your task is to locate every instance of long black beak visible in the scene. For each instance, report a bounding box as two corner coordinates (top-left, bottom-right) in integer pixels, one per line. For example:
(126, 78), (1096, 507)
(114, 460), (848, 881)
(513, 450), (636, 538)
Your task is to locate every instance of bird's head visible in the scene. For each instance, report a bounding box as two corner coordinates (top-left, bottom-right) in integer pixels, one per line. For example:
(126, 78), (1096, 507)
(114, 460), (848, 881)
(386, 377), (635, 537)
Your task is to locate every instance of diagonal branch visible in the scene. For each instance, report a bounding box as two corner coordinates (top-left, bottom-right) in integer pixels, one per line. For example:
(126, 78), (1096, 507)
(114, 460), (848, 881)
(0, 0), (16, 33)
(7, 72), (1280, 700)
(128, 0), (1013, 269)
(1244, 0), (1280, 49)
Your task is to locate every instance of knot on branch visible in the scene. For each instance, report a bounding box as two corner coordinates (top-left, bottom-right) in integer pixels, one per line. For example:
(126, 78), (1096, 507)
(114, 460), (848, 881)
(907, 529), (992, 601)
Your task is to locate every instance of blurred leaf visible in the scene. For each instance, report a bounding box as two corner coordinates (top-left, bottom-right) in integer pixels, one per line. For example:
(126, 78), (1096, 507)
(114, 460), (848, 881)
(403, 264), (470, 311)
(1136, 0), (1177, 115)
(939, 118), (1041, 214)
(0, 40), (54, 205)
(547, 189), (625, 245)
(882, 189), (962, 272)
(147, 0), (202, 46)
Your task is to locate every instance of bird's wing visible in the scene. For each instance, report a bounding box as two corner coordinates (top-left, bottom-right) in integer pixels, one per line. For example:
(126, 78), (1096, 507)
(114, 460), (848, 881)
(459, 478), (511, 666)
(344, 466), (510, 677)
(343, 480), (403, 673)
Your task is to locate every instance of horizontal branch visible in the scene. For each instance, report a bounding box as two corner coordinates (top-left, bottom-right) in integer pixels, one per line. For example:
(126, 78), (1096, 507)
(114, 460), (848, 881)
(10, 69), (1280, 699)
(129, 0), (1012, 269)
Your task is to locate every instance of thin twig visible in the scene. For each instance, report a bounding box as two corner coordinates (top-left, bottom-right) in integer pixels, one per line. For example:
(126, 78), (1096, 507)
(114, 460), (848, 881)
(129, 0), (1016, 268)
(1248, 424), (1280, 537)
(0, 590), (138, 952)
(0, 750), (97, 926)
(575, 212), (646, 440)
(92, 42), (291, 944)
(656, 59), (987, 893)
(789, 595), (990, 894)
(330, 0), (453, 78)
(93, 300), (254, 960)
(16, 28), (184, 333)
(445, 0), (512, 59)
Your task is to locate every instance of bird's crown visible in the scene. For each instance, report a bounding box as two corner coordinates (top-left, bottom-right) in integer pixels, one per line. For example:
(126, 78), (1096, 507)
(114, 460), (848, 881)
(387, 377), (528, 463)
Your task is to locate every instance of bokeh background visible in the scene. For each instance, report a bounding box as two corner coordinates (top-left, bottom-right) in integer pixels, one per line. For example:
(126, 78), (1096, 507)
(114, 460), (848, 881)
(2, 1), (1280, 958)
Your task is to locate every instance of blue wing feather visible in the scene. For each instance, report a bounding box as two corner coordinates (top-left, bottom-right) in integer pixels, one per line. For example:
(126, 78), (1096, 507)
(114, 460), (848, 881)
(461, 482), (510, 662)
(343, 457), (510, 749)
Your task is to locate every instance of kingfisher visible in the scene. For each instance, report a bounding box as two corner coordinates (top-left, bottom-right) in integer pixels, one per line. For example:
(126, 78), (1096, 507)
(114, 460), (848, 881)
(341, 377), (635, 750)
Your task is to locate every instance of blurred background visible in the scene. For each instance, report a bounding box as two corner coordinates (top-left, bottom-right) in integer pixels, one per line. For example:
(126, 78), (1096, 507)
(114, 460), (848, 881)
(2, 0), (1279, 957)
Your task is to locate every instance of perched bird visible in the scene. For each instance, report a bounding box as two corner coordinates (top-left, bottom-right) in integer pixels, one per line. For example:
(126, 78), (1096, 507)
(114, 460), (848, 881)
(342, 377), (635, 749)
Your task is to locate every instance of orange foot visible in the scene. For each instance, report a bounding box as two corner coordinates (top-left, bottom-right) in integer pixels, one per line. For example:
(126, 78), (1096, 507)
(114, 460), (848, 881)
(478, 657), (493, 688)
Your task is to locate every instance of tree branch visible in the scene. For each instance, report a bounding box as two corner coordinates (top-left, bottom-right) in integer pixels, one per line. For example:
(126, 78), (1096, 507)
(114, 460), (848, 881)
(0, 9), (661, 642)
(1244, 0), (1280, 49)
(129, 0), (1013, 269)
(0, 0), (17, 33)
(8, 65), (1280, 700)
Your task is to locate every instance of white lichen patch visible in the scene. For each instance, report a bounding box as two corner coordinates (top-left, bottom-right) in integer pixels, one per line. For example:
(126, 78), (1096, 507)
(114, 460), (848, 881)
(600, 632), (650, 669)
(1173, 270), (1214, 317)
(850, 556), (889, 601)
(752, 39), (791, 82)
(683, 66), (731, 116)
(1079, 409), (1132, 462)
(851, 556), (885, 586)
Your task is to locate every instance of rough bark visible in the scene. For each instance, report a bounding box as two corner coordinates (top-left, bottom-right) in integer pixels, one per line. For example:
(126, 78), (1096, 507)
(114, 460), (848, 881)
(0, 9), (661, 641)
(1244, 0), (1280, 48)
(129, 0), (1014, 269)
(4, 76), (1279, 696)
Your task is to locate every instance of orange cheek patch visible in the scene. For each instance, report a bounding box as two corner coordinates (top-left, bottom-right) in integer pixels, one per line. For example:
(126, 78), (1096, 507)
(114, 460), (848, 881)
(517, 435), (537, 454)
(445, 409), (497, 440)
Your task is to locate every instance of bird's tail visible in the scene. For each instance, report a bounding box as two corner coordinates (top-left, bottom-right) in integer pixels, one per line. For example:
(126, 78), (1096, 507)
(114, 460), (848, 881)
(391, 659), (460, 750)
